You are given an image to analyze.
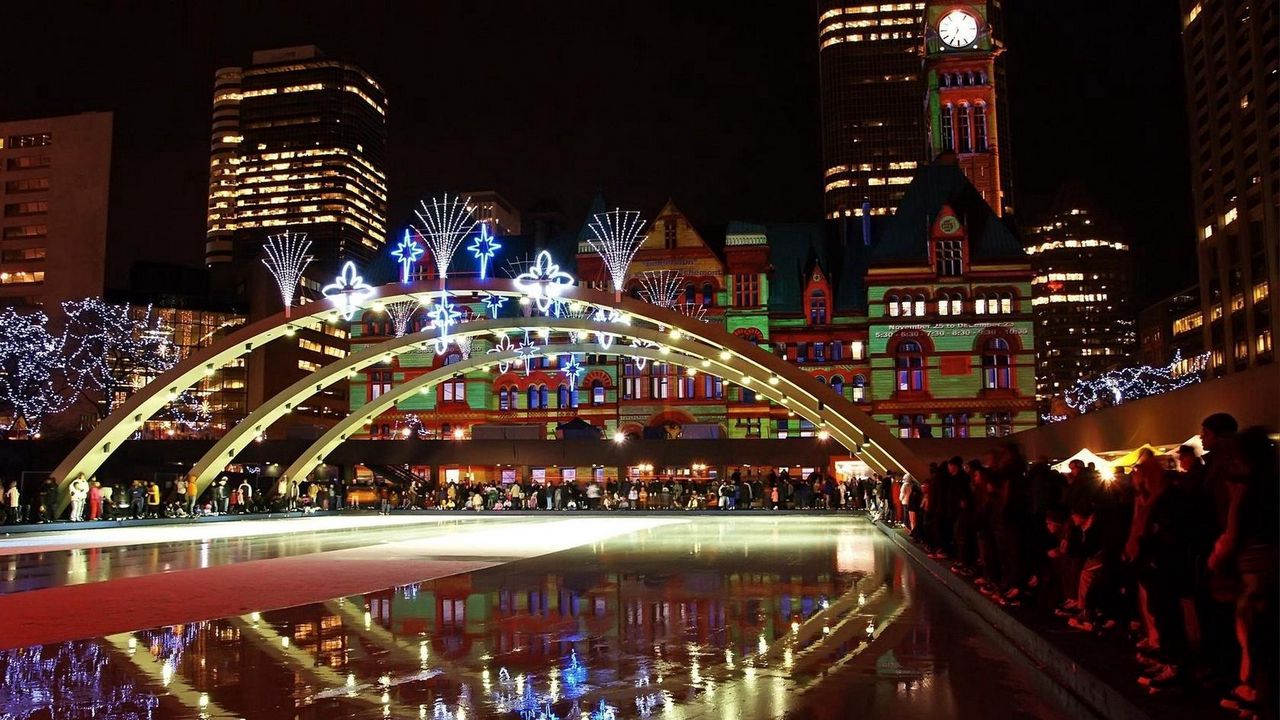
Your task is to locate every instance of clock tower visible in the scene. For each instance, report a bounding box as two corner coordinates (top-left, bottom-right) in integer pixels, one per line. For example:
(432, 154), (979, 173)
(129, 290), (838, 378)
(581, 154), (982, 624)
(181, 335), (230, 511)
(923, 2), (1010, 217)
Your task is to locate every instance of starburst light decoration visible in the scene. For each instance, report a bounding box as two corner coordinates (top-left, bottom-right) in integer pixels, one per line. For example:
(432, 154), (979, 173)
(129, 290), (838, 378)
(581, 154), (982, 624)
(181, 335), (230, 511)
(561, 354), (585, 390)
(513, 250), (575, 313)
(261, 230), (314, 318)
(676, 303), (709, 323)
(481, 292), (508, 319)
(413, 193), (479, 280)
(425, 293), (463, 355)
(637, 269), (684, 308)
(385, 300), (418, 337)
(468, 222), (502, 280)
(487, 334), (517, 373)
(390, 229), (425, 284)
(514, 331), (540, 376)
(322, 261), (375, 321)
(585, 208), (647, 294)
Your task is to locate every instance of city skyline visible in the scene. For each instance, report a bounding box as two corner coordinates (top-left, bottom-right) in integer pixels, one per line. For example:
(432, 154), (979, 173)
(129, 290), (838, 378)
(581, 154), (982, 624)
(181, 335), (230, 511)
(3, 1), (1191, 307)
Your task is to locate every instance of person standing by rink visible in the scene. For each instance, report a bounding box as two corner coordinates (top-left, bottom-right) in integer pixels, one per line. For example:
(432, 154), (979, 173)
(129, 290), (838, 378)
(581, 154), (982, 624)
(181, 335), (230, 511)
(186, 474), (198, 516)
(4, 481), (19, 525)
(87, 480), (102, 521)
(69, 475), (89, 522)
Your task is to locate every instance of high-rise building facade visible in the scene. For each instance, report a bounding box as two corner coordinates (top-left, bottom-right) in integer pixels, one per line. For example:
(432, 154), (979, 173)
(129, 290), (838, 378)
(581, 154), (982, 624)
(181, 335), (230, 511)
(0, 112), (113, 309)
(1180, 0), (1278, 374)
(818, 1), (927, 219)
(1025, 188), (1136, 413)
(205, 46), (389, 278)
(462, 191), (522, 237)
(921, 1), (1012, 216)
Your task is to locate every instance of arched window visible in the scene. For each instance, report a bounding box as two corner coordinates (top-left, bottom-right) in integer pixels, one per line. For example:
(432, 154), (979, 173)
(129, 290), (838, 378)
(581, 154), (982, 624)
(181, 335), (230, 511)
(978, 70), (988, 84)
(540, 385), (549, 408)
(958, 103), (972, 152)
(702, 282), (714, 307)
(685, 283), (697, 307)
(887, 293), (901, 317)
(914, 294), (927, 316)
(982, 337), (1012, 389)
(896, 341), (925, 392)
(557, 385), (570, 408)
(1000, 292), (1014, 314)
(949, 293), (963, 315)
(498, 387), (510, 411)
(591, 379), (605, 405)
(852, 374), (867, 402)
(938, 292), (952, 316)
(830, 374), (844, 397)
(816, 375), (826, 385)
(444, 352), (461, 367)
(965, 71), (975, 86)
(810, 289), (828, 324)
(975, 103), (988, 151)
(974, 292), (988, 315)
(941, 104), (955, 152)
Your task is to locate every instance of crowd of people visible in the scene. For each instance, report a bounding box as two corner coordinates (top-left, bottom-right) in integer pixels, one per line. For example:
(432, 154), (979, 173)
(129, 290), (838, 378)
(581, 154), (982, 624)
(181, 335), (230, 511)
(874, 413), (1276, 718)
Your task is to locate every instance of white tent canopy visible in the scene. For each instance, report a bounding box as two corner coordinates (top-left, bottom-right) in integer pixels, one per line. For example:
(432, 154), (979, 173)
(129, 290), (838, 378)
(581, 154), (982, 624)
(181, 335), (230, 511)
(1051, 448), (1115, 475)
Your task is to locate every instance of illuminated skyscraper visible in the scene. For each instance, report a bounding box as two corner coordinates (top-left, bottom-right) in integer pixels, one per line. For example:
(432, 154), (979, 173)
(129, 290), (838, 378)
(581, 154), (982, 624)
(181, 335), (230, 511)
(1179, 0), (1277, 374)
(1025, 188), (1136, 414)
(205, 45), (388, 278)
(817, 1), (927, 219)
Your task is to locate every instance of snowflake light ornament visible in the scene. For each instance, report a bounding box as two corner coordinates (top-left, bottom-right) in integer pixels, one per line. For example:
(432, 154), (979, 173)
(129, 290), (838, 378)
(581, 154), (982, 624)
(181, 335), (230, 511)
(487, 334), (517, 373)
(513, 250), (574, 313)
(468, 223), (502, 280)
(322, 261), (375, 321)
(425, 293), (463, 355)
(390, 229), (425, 284)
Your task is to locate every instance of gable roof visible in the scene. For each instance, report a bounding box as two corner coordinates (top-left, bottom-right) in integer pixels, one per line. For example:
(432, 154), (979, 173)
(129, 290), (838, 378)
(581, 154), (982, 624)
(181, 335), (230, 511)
(765, 221), (869, 313)
(872, 158), (1023, 263)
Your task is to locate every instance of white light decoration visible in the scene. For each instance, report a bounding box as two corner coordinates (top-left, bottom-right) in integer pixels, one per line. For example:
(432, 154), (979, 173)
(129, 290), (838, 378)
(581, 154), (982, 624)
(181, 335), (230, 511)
(487, 334), (516, 373)
(481, 292), (508, 320)
(637, 269), (684, 308)
(0, 306), (74, 435)
(413, 193), (478, 280)
(677, 303), (709, 323)
(454, 334), (473, 360)
(468, 222), (501, 280)
(592, 307), (628, 350)
(322, 261), (374, 321)
(513, 250), (575, 313)
(628, 337), (661, 370)
(1064, 350), (1210, 413)
(561, 353), (584, 390)
(424, 293), (463, 355)
(514, 331), (540, 376)
(390, 229), (424, 284)
(261, 230), (314, 318)
(585, 208), (647, 294)
(384, 300), (418, 338)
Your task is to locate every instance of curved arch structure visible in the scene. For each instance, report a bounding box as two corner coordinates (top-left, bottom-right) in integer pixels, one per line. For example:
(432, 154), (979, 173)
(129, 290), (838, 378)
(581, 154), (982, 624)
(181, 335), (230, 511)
(54, 280), (927, 507)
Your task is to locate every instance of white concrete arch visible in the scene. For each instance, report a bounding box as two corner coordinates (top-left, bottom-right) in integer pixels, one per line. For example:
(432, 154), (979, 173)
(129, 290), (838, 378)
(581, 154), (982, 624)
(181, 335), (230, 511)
(54, 280), (927, 508)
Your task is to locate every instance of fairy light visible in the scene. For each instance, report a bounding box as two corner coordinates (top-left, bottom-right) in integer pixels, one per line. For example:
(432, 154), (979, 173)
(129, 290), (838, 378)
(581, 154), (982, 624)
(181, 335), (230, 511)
(637, 269), (684, 308)
(413, 193), (478, 280)
(585, 208), (647, 294)
(384, 300), (418, 338)
(261, 230), (314, 318)
(1064, 350), (1209, 413)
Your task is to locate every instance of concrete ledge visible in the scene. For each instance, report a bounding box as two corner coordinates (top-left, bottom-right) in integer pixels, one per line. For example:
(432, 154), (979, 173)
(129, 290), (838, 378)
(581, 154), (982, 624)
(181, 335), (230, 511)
(873, 519), (1149, 720)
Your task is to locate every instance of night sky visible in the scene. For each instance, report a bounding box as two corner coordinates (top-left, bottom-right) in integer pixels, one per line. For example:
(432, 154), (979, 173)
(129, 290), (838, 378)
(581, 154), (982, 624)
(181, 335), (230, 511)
(4, 1), (1192, 306)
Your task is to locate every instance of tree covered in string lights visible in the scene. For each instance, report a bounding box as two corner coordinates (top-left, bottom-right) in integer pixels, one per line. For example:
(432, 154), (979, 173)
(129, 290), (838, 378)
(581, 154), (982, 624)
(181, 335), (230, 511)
(1062, 351), (1209, 414)
(0, 306), (75, 436)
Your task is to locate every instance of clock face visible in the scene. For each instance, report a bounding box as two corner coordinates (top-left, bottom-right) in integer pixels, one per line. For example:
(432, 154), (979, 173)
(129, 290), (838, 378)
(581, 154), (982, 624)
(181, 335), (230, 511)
(938, 9), (979, 48)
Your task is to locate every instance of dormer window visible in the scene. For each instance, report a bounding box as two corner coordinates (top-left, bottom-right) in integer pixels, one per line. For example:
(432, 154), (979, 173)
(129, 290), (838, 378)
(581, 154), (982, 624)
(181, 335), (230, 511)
(934, 239), (963, 276)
